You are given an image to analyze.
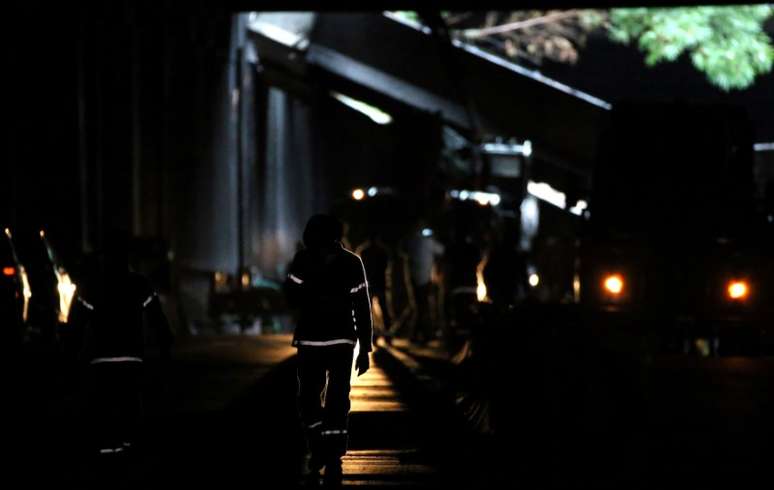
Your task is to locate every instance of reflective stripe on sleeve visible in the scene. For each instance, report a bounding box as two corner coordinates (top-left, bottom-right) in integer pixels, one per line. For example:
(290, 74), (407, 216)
(289, 274), (304, 284)
(90, 357), (144, 365)
(78, 297), (95, 310)
(294, 339), (356, 347)
(142, 293), (156, 308)
(321, 429), (348, 436)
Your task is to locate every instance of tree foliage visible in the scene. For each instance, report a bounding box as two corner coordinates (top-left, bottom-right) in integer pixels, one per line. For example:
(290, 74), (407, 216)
(391, 6), (774, 91)
(608, 5), (774, 90)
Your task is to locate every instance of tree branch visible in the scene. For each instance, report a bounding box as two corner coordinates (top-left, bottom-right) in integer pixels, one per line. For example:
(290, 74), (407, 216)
(462, 9), (581, 39)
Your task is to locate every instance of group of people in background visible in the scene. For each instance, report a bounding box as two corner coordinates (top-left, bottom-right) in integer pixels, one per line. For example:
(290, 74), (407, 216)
(353, 218), (529, 347)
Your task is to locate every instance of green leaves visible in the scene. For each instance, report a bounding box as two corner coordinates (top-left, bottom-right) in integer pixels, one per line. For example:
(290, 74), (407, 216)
(608, 5), (774, 90)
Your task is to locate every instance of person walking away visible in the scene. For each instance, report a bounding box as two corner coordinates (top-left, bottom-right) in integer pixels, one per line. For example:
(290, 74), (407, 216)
(69, 230), (172, 475)
(284, 214), (373, 483)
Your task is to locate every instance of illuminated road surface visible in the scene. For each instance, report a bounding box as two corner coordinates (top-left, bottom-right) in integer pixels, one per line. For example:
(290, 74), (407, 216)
(344, 360), (438, 487)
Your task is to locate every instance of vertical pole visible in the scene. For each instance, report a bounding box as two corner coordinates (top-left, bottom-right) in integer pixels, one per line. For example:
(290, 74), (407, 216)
(235, 14), (246, 281)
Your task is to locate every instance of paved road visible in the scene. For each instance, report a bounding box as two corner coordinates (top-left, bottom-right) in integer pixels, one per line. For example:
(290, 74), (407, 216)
(13, 330), (774, 488)
(11, 334), (455, 489)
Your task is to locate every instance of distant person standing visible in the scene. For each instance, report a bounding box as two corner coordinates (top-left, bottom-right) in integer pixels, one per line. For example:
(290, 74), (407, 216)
(356, 233), (391, 343)
(284, 214), (373, 483)
(404, 223), (445, 343)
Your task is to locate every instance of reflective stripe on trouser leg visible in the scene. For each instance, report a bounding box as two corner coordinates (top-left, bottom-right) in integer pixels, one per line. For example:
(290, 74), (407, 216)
(297, 349), (327, 460)
(321, 429), (349, 459)
(321, 345), (354, 459)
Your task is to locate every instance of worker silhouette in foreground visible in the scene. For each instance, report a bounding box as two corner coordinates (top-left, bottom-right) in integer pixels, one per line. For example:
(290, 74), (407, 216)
(284, 214), (373, 484)
(69, 230), (172, 476)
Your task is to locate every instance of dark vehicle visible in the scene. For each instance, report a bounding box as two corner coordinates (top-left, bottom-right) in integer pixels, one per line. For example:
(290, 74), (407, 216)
(18, 230), (77, 343)
(1, 228), (31, 348)
(577, 102), (774, 356)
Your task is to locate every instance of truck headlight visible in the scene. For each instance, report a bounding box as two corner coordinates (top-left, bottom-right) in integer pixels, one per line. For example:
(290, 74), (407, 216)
(603, 273), (625, 296)
(726, 279), (749, 301)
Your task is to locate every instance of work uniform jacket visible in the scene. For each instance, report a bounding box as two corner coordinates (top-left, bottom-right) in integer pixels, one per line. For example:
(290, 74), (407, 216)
(70, 271), (172, 365)
(284, 243), (373, 351)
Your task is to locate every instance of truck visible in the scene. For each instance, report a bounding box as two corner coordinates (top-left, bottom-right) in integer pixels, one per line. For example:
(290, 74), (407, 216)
(576, 101), (774, 356)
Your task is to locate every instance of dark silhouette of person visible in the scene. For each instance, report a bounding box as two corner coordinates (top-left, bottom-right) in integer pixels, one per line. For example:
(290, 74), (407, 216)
(444, 229), (482, 336)
(68, 229), (172, 465)
(356, 232), (391, 343)
(484, 225), (527, 310)
(284, 214), (373, 483)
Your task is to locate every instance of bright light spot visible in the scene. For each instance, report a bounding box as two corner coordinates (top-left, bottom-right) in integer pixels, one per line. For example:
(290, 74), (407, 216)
(573, 274), (581, 302)
(4, 228), (10, 237)
(421, 228), (433, 237)
(727, 280), (749, 300)
(522, 140), (532, 158)
(527, 181), (566, 210)
(754, 142), (774, 152)
(331, 92), (392, 125)
(352, 188), (365, 201)
(528, 273), (539, 287)
(248, 19), (305, 47)
(367, 187), (378, 197)
(56, 271), (77, 323)
(39, 230), (45, 238)
(603, 274), (624, 296)
(20, 268), (31, 322)
(476, 256), (489, 303)
(450, 189), (501, 207)
(569, 199), (588, 216)
(2, 267), (15, 276)
(482, 140), (532, 157)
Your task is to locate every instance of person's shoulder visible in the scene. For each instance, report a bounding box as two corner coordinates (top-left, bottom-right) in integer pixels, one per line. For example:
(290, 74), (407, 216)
(341, 245), (362, 260)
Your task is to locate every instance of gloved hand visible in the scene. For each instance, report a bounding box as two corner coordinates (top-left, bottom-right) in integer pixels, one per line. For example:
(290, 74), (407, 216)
(356, 352), (370, 376)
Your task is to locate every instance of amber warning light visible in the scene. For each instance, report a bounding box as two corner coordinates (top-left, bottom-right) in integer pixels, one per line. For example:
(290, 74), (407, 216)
(3, 267), (16, 276)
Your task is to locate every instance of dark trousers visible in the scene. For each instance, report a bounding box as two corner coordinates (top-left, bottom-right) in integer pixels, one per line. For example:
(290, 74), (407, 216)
(296, 345), (354, 462)
(410, 281), (432, 342)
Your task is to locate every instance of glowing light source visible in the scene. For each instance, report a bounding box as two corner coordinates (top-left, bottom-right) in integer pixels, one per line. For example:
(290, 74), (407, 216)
(352, 188), (365, 201)
(727, 280), (749, 300)
(528, 273), (540, 287)
(449, 189), (501, 207)
(4, 228), (10, 238)
(421, 228), (433, 237)
(476, 256), (490, 303)
(3, 267), (15, 276)
(55, 270), (77, 323)
(482, 140), (532, 157)
(241, 272), (251, 289)
(569, 199), (588, 216)
(20, 268), (30, 322)
(527, 181), (566, 210)
(603, 274), (624, 296)
(331, 92), (393, 125)
(367, 187), (378, 197)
